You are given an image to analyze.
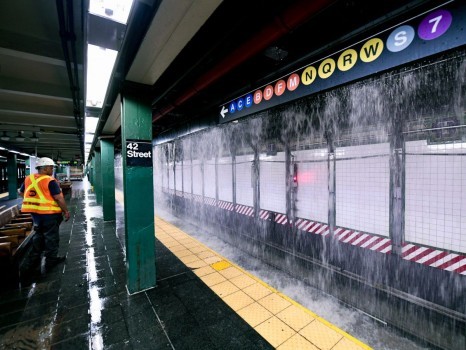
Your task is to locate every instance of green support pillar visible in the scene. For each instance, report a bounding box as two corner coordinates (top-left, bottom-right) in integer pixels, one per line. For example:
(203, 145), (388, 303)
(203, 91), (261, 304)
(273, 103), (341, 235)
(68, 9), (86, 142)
(100, 138), (116, 221)
(25, 158), (31, 176)
(94, 150), (102, 204)
(7, 153), (18, 199)
(121, 82), (156, 293)
(89, 158), (95, 185)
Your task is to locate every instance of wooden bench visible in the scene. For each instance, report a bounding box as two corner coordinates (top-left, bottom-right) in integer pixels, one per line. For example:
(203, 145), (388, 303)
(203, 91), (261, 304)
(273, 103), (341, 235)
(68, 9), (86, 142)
(0, 205), (34, 283)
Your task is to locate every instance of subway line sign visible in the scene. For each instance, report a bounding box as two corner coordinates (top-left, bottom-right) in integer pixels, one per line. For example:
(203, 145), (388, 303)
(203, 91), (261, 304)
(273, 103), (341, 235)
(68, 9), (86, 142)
(219, 2), (466, 123)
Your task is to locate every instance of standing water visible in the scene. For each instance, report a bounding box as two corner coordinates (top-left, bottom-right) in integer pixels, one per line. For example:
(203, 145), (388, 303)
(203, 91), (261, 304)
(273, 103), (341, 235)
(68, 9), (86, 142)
(152, 51), (466, 349)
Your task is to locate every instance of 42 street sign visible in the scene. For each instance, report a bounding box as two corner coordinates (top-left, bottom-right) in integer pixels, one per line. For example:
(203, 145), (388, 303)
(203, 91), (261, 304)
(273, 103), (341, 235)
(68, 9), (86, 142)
(126, 140), (152, 167)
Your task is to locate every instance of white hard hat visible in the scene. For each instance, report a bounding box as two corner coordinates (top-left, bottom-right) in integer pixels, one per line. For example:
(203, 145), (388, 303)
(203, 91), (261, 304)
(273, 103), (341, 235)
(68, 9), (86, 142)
(36, 157), (55, 168)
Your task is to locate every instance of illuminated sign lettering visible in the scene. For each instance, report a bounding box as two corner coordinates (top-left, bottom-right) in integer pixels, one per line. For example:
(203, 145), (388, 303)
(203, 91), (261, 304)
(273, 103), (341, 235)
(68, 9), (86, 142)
(219, 4), (466, 123)
(126, 140), (152, 167)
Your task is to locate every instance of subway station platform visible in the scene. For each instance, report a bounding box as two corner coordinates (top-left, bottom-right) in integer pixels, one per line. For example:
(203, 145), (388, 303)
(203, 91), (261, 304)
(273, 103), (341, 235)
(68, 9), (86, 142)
(0, 181), (370, 349)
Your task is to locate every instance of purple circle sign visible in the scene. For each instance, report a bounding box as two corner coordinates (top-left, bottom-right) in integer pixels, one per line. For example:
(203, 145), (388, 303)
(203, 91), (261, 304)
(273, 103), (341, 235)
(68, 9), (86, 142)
(418, 9), (452, 40)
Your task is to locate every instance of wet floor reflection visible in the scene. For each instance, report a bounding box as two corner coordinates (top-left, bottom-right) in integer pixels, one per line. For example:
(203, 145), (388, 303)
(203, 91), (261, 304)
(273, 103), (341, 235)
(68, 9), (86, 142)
(84, 187), (104, 350)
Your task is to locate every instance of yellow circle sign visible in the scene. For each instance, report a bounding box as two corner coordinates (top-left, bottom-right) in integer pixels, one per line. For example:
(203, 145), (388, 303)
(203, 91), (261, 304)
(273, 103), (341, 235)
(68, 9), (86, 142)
(337, 49), (358, 71)
(301, 66), (317, 86)
(318, 58), (336, 79)
(360, 38), (384, 62)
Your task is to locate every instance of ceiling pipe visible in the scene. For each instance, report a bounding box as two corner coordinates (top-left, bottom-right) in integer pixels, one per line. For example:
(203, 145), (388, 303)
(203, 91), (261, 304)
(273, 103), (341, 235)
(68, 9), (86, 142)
(152, 0), (337, 123)
(56, 0), (85, 160)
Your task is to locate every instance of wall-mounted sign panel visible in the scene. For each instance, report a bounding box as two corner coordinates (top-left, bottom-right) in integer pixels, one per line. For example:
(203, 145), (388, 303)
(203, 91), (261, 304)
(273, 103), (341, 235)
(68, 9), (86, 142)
(56, 160), (81, 165)
(219, 2), (466, 123)
(126, 140), (152, 167)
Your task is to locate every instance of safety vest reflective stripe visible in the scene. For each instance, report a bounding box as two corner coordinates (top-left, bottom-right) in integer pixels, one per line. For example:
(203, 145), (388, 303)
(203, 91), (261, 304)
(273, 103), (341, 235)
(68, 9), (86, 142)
(22, 197), (57, 204)
(22, 174), (61, 214)
(25, 175), (49, 201)
(22, 203), (60, 211)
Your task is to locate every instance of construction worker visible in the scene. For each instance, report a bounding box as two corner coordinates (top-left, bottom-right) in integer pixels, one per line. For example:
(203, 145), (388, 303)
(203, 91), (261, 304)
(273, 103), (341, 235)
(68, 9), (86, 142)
(18, 157), (70, 274)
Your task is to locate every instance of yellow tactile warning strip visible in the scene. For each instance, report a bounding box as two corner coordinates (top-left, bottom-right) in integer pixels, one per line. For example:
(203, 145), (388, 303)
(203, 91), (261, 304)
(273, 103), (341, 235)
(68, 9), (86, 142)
(155, 217), (372, 350)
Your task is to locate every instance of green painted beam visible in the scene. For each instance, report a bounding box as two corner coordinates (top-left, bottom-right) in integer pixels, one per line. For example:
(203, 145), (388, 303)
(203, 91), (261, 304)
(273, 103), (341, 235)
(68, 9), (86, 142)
(101, 139), (116, 221)
(121, 82), (156, 293)
(7, 154), (18, 199)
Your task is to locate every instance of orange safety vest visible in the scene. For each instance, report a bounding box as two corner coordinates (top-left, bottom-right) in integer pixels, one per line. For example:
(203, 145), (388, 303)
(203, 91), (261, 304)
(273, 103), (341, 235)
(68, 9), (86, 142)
(21, 174), (62, 214)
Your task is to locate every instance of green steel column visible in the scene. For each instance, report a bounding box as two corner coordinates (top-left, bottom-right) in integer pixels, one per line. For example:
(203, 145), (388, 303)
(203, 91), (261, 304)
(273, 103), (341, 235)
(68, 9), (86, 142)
(89, 158), (95, 185)
(25, 158), (31, 176)
(7, 153), (18, 199)
(94, 150), (102, 204)
(121, 82), (156, 293)
(100, 138), (116, 221)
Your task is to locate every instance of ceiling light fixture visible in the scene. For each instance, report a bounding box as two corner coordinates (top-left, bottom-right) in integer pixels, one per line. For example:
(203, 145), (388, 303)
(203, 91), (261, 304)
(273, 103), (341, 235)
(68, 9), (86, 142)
(16, 131), (25, 142)
(1, 131), (10, 141)
(30, 132), (39, 142)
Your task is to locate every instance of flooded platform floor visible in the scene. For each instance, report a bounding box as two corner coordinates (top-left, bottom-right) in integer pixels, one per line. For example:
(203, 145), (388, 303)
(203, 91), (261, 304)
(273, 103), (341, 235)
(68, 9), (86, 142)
(156, 218), (369, 350)
(0, 182), (370, 349)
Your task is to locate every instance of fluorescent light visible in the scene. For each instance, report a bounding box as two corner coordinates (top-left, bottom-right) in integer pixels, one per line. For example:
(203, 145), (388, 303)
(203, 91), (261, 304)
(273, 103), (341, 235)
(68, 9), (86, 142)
(85, 116), (99, 162)
(86, 44), (118, 108)
(30, 132), (39, 142)
(1, 131), (9, 141)
(16, 131), (25, 141)
(85, 133), (95, 144)
(89, 0), (134, 24)
(427, 142), (466, 151)
(85, 116), (99, 145)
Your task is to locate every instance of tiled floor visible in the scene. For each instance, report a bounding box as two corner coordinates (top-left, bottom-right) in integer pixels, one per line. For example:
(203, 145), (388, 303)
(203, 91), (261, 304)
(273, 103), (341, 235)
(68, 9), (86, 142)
(0, 183), (273, 349)
(1, 181), (371, 349)
(155, 218), (371, 350)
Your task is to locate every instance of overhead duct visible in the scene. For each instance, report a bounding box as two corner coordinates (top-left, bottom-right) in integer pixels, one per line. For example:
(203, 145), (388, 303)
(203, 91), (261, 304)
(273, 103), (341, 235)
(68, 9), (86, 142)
(56, 0), (85, 160)
(152, 0), (336, 123)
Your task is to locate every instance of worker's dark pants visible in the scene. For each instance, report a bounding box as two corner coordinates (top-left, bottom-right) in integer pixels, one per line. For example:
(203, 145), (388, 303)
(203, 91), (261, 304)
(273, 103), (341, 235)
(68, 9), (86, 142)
(23, 214), (63, 270)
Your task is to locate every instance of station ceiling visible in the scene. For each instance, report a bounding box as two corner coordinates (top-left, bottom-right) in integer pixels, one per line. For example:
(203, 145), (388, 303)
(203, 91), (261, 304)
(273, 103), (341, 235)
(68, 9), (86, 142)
(0, 0), (446, 163)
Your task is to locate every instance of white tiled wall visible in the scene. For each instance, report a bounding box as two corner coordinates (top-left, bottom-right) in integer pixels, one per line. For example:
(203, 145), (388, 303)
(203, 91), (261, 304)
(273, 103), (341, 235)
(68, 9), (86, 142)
(182, 159), (192, 194)
(204, 161), (216, 199)
(295, 149), (329, 223)
(192, 160), (202, 195)
(156, 133), (465, 255)
(235, 154), (254, 206)
(405, 140), (466, 253)
(218, 158), (233, 202)
(160, 160), (167, 190)
(336, 143), (390, 236)
(175, 161), (183, 191)
(168, 162), (174, 190)
(260, 152), (286, 213)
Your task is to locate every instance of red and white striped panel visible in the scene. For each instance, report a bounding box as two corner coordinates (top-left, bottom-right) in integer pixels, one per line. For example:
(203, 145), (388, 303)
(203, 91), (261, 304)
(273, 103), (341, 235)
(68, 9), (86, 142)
(274, 213), (288, 225)
(259, 210), (269, 220)
(165, 192), (465, 276)
(204, 197), (217, 206)
(294, 219), (330, 236)
(334, 227), (392, 254)
(235, 204), (254, 217)
(402, 244), (466, 275)
(218, 200), (235, 211)
(192, 194), (203, 203)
